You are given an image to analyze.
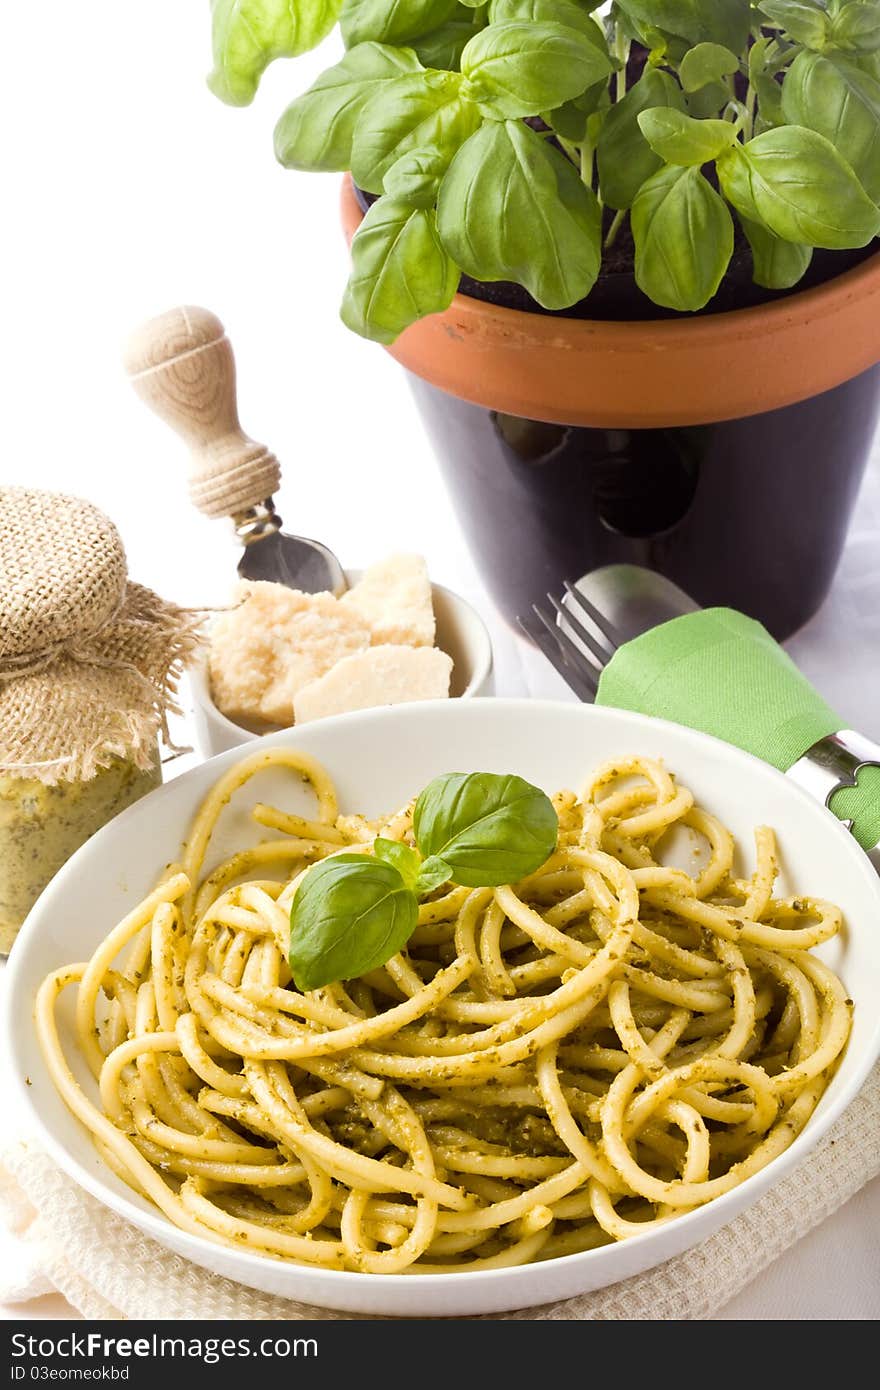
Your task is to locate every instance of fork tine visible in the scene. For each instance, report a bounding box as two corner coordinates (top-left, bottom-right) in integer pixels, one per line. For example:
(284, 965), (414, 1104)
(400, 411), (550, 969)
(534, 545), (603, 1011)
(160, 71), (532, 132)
(518, 610), (597, 703)
(562, 580), (626, 652)
(533, 604), (599, 700)
(517, 610), (567, 682)
(542, 609), (601, 697)
(517, 606), (586, 695)
(547, 591), (613, 671)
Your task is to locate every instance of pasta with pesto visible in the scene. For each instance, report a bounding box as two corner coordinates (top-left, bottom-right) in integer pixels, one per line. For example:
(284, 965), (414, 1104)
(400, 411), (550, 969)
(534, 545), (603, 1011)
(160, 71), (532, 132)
(36, 746), (853, 1272)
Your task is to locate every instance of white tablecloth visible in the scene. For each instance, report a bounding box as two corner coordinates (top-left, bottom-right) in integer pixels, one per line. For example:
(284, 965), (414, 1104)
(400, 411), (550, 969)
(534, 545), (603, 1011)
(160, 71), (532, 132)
(2, 0), (879, 1321)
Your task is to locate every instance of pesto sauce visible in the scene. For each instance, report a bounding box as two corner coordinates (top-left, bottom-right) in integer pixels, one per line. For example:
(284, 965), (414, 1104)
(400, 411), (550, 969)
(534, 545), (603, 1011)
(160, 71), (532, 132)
(0, 755), (161, 952)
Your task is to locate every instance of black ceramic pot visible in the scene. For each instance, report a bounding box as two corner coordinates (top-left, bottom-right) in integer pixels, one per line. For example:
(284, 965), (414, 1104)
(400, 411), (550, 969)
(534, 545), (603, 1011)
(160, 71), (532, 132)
(409, 365), (880, 640)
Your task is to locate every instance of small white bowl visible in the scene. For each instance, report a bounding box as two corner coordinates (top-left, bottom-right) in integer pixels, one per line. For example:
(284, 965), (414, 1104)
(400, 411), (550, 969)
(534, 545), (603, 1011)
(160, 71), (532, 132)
(7, 700), (880, 1317)
(189, 571), (494, 757)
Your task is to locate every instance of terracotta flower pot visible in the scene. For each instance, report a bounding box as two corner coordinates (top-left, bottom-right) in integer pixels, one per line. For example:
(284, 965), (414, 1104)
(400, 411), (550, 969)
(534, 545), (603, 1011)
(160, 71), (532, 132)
(341, 177), (880, 639)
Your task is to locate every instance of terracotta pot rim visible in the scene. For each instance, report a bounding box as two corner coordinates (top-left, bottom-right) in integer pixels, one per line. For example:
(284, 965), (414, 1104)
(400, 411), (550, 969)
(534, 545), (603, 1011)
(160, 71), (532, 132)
(434, 244), (880, 345)
(340, 176), (880, 427)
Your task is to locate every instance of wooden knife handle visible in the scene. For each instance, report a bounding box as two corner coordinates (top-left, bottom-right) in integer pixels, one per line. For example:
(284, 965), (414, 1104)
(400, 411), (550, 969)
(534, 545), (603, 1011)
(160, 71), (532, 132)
(123, 306), (281, 520)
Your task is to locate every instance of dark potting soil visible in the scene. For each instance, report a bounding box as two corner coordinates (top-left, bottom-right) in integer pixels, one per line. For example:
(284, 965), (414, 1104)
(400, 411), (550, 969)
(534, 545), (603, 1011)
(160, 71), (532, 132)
(458, 221), (878, 322)
(353, 183), (878, 323)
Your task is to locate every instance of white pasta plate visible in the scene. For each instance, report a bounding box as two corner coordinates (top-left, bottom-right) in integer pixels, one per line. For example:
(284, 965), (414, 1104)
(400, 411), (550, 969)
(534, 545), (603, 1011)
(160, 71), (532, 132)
(6, 699), (880, 1317)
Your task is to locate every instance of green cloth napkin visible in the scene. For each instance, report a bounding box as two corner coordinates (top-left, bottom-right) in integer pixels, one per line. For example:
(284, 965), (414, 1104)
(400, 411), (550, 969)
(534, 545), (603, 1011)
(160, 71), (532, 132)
(595, 608), (841, 770)
(595, 606), (880, 850)
(592, 606), (880, 852)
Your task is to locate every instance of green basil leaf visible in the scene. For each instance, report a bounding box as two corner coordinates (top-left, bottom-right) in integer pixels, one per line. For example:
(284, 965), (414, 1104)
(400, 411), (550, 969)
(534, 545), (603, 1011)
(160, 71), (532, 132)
(597, 68), (686, 210)
(382, 144), (450, 202)
(758, 0), (830, 50)
(341, 0), (459, 47)
(415, 855), (454, 893)
(685, 79), (734, 119)
(641, 26), (691, 67)
(208, 0), (343, 106)
(489, 0), (609, 48)
(632, 164), (734, 311)
(852, 49), (880, 79)
(638, 108), (737, 163)
(373, 837), (423, 889)
(413, 771), (558, 886)
(614, 0), (751, 53)
(679, 42), (740, 92)
(351, 69), (481, 192)
(289, 855), (418, 990)
(545, 79), (611, 140)
(740, 215), (814, 289)
(717, 126), (880, 248)
(459, 21), (612, 119)
(341, 197), (460, 343)
(748, 35), (785, 129)
(831, 2), (880, 54)
(274, 44), (424, 172)
(782, 49), (880, 201)
(411, 9), (486, 69)
(437, 119), (602, 308)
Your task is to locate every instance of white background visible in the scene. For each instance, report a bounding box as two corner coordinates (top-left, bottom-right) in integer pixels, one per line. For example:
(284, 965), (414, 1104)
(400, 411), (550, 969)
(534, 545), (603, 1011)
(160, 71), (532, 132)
(1, 2), (878, 1320)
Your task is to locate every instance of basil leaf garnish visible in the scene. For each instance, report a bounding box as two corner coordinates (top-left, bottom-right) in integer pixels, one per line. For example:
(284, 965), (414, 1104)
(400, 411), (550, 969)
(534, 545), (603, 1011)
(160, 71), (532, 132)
(288, 770), (558, 987)
(289, 855), (418, 990)
(373, 837), (423, 890)
(413, 772), (558, 886)
(415, 856), (454, 894)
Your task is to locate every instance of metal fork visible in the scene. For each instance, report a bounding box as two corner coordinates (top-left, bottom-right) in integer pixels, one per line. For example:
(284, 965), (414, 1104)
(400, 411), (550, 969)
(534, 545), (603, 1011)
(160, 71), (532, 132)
(517, 564), (698, 701)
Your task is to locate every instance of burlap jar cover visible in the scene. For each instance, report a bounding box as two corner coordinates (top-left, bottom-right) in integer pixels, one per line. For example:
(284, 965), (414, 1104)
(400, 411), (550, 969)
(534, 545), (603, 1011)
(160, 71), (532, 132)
(0, 487), (201, 782)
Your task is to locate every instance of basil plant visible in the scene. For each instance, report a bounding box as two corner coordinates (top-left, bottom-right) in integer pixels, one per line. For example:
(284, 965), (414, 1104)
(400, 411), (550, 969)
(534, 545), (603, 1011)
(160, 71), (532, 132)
(209, 0), (880, 339)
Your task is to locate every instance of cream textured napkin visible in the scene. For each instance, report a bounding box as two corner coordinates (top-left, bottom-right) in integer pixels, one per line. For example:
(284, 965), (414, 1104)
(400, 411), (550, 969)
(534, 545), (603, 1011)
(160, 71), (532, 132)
(1, 1063), (878, 1322)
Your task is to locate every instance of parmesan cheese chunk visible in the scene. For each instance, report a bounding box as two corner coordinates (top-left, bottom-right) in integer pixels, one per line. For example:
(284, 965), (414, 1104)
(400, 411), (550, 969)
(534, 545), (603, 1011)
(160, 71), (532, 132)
(209, 581), (371, 728)
(341, 554), (436, 647)
(293, 645), (453, 724)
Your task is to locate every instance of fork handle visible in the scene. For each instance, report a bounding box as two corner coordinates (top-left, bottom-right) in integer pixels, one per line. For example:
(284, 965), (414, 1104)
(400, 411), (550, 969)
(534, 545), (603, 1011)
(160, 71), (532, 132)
(788, 730), (880, 854)
(123, 306), (281, 520)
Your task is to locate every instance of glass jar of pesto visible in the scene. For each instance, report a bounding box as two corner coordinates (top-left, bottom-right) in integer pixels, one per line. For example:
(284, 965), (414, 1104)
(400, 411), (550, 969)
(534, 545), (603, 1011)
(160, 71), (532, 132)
(0, 487), (201, 950)
(0, 759), (161, 953)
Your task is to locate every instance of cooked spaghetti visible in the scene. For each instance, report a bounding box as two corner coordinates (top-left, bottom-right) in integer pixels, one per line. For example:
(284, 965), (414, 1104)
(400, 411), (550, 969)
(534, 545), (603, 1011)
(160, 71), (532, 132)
(36, 746), (852, 1272)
